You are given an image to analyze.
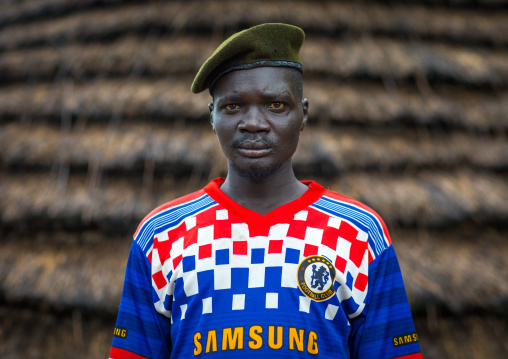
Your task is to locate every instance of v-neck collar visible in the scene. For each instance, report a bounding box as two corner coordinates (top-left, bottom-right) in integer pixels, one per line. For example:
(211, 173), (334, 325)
(204, 178), (325, 232)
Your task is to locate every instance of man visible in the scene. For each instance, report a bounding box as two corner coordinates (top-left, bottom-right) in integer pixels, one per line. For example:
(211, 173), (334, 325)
(109, 23), (422, 359)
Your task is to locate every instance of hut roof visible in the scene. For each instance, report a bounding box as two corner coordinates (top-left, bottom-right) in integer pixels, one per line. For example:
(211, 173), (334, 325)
(0, 78), (507, 131)
(0, 1), (507, 53)
(1, 171), (507, 230)
(414, 314), (508, 359)
(0, 232), (129, 313)
(394, 226), (508, 315)
(0, 303), (116, 359)
(1, 0), (507, 358)
(1, 35), (507, 88)
(1, 123), (507, 174)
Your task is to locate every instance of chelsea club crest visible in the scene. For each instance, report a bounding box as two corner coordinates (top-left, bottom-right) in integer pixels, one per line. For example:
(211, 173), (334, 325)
(297, 255), (336, 301)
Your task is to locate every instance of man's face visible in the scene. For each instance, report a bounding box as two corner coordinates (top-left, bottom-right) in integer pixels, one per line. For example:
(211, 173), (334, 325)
(210, 67), (308, 180)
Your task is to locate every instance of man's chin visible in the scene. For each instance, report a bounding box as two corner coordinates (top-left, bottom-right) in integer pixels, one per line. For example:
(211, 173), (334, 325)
(231, 162), (282, 181)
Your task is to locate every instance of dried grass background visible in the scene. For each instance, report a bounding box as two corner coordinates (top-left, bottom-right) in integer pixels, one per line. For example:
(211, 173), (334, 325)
(0, 0), (507, 358)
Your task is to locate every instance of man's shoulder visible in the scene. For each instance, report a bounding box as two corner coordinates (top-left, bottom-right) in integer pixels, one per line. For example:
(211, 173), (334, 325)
(314, 185), (392, 247)
(133, 187), (210, 239)
(319, 187), (381, 219)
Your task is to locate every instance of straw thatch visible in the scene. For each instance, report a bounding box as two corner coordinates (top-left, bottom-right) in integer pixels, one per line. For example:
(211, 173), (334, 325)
(0, 304), (115, 359)
(1, 35), (507, 87)
(394, 226), (508, 314)
(0, 232), (128, 313)
(326, 171), (508, 227)
(1, 78), (507, 130)
(1, 171), (507, 231)
(1, 1), (507, 52)
(2, 0), (507, 32)
(1, 0), (507, 358)
(0, 0), (128, 29)
(414, 315), (508, 359)
(1, 123), (507, 174)
(0, 173), (159, 232)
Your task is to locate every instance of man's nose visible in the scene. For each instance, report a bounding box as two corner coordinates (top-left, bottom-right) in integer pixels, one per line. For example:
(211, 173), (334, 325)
(238, 107), (270, 132)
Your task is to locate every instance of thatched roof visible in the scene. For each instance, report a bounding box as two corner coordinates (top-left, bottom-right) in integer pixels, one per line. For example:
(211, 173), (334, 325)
(1, 0), (507, 358)
(414, 315), (508, 359)
(1, 1), (507, 52)
(1, 170), (507, 231)
(0, 231), (128, 313)
(1, 123), (507, 174)
(0, 173), (158, 232)
(2, 35), (507, 87)
(1, 78), (507, 131)
(0, 303), (115, 359)
(4, 0), (507, 32)
(394, 226), (508, 315)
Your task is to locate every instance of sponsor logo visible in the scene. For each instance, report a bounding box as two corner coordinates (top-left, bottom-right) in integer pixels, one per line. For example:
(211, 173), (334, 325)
(113, 327), (128, 339)
(297, 255), (336, 301)
(193, 325), (318, 355)
(393, 332), (419, 347)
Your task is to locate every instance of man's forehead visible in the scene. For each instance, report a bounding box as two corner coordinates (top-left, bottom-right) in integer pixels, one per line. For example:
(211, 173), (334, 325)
(212, 67), (298, 98)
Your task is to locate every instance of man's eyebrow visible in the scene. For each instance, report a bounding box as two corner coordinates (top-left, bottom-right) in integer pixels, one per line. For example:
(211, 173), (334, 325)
(261, 90), (292, 100)
(215, 94), (241, 103)
(215, 88), (292, 103)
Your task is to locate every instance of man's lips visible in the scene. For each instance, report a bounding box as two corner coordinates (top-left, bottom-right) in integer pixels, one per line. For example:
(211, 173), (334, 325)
(236, 140), (272, 158)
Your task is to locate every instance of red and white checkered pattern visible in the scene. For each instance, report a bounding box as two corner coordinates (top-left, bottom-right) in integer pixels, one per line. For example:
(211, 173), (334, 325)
(148, 205), (371, 318)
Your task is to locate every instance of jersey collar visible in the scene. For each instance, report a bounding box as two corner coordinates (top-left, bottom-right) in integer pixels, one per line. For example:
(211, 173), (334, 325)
(204, 177), (325, 232)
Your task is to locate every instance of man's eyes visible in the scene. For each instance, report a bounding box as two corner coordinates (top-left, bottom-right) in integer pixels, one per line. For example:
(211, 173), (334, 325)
(268, 102), (285, 110)
(225, 104), (240, 111)
(223, 102), (285, 111)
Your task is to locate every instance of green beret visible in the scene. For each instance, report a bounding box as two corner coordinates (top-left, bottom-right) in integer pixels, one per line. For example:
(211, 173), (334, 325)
(191, 23), (305, 94)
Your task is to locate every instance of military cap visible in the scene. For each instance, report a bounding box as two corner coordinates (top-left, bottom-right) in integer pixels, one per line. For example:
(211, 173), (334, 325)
(191, 23), (305, 94)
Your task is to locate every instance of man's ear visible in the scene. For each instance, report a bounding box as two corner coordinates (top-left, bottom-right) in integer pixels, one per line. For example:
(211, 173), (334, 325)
(208, 103), (215, 131)
(301, 98), (309, 131)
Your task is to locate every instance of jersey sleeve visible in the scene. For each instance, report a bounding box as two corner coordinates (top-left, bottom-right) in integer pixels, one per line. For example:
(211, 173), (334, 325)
(349, 244), (422, 359)
(109, 241), (172, 359)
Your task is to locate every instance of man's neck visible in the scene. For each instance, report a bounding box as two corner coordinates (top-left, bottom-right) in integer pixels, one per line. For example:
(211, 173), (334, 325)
(220, 163), (308, 215)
